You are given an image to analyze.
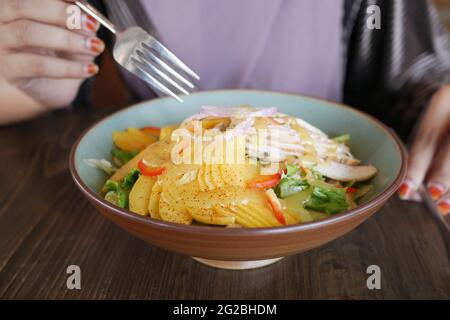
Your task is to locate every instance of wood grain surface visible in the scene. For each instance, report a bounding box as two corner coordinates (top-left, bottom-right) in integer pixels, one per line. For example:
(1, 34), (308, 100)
(0, 107), (449, 300)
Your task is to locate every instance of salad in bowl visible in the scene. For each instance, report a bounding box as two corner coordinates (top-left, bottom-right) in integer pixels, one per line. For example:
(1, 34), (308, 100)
(85, 106), (377, 228)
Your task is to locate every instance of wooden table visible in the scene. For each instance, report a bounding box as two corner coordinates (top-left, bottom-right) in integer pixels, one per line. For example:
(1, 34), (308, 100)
(0, 107), (449, 300)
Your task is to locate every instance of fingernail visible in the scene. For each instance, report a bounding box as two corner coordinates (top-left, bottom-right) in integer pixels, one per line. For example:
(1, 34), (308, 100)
(427, 182), (445, 201)
(437, 199), (450, 216)
(85, 64), (99, 76)
(398, 179), (414, 200)
(87, 38), (105, 54)
(83, 15), (100, 32)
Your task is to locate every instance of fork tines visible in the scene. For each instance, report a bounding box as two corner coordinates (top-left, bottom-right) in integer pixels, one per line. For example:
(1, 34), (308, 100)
(130, 40), (199, 102)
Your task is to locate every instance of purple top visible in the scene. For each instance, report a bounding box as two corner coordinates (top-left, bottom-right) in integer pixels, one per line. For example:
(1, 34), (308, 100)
(139, 0), (344, 101)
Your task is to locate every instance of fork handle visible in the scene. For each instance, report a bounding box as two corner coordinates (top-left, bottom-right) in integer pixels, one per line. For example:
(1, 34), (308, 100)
(75, 0), (118, 34)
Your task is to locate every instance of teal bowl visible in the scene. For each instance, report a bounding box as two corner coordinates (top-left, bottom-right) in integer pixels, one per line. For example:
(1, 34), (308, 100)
(70, 90), (406, 269)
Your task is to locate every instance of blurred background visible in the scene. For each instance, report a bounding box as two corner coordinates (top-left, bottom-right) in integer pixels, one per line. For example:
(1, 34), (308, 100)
(435, 0), (450, 29)
(92, 1), (450, 109)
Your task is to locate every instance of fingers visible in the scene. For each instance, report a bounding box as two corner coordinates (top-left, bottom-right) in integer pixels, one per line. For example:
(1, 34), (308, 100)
(426, 138), (450, 200)
(436, 191), (450, 216)
(59, 52), (97, 64)
(2, 53), (98, 79)
(0, 20), (104, 56)
(426, 137), (450, 215)
(0, 0), (99, 32)
(399, 86), (450, 201)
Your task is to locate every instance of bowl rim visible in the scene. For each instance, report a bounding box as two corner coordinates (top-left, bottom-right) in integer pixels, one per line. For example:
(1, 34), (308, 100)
(69, 89), (407, 236)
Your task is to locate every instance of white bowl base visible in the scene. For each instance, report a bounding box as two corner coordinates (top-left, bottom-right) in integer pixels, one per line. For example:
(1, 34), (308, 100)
(192, 257), (284, 270)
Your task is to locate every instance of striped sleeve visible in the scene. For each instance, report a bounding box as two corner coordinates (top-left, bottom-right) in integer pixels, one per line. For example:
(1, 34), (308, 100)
(344, 0), (450, 140)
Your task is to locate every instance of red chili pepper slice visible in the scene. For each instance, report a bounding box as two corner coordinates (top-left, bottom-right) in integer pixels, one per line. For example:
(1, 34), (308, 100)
(247, 172), (282, 189)
(347, 187), (358, 194)
(138, 160), (165, 177)
(267, 195), (287, 225)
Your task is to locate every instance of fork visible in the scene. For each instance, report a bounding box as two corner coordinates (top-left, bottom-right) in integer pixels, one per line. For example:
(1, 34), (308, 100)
(74, 0), (199, 102)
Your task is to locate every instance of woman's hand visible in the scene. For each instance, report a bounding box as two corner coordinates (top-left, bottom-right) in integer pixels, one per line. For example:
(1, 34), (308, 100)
(0, 0), (105, 123)
(399, 84), (450, 216)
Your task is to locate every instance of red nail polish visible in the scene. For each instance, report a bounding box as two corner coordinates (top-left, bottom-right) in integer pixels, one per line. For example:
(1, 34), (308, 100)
(437, 199), (450, 216)
(86, 22), (96, 31)
(88, 38), (105, 54)
(86, 64), (99, 76)
(87, 15), (97, 26)
(83, 15), (99, 32)
(427, 183), (445, 201)
(398, 181), (412, 200)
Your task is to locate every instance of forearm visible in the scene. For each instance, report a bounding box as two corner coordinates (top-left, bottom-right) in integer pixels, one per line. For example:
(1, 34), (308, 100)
(0, 79), (45, 126)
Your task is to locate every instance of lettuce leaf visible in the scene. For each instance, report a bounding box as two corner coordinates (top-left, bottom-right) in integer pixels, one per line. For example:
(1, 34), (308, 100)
(274, 164), (309, 198)
(122, 168), (141, 189)
(104, 169), (141, 208)
(304, 186), (349, 215)
(275, 178), (309, 198)
(285, 164), (300, 177)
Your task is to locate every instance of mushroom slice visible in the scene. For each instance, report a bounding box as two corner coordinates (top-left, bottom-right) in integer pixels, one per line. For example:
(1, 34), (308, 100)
(315, 162), (378, 182)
